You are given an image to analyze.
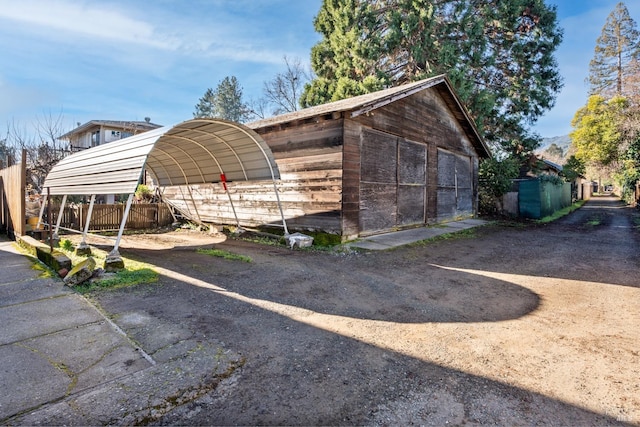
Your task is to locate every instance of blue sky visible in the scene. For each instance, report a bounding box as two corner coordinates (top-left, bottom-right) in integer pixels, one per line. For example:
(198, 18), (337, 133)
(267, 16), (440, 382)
(0, 0), (638, 140)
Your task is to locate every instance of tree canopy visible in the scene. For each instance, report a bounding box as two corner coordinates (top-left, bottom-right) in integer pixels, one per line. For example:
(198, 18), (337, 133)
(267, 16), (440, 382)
(302, 0), (564, 157)
(588, 1), (640, 98)
(570, 95), (626, 167)
(193, 76), (250, 123)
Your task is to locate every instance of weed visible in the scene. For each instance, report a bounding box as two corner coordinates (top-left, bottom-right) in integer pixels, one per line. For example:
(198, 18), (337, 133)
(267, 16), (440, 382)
(60, 239), (74, 251)
(196, 248), (252, 263)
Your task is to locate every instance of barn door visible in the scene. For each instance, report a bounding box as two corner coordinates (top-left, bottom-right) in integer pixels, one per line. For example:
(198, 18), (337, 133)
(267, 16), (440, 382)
(437, 149), (473, 221)
(360, 129), (427, 234)
(360, 129), (398, 233)
(397, 140), (427, 226)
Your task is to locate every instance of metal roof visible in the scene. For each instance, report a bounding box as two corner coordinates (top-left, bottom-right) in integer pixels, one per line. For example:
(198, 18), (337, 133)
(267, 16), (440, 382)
(247, 74), (491, 159)
(44, 118), (280, 195)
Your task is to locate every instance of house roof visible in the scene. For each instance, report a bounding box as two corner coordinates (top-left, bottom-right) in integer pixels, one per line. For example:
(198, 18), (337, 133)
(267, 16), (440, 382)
(247, 74), (491, 158)
(541, 158), (563, 173)
(58, 119), (162, 140)
(44, 119), (280, 195)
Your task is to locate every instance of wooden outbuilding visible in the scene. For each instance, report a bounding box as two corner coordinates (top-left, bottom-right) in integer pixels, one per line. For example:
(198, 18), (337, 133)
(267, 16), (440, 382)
(162, 75), (491, 240)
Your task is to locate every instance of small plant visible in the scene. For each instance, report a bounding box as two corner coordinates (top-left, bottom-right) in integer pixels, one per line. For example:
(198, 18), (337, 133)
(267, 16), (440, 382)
(60, 239), (74, 251)
(134, 184), (153, 202)
(196, 248), (252, 262)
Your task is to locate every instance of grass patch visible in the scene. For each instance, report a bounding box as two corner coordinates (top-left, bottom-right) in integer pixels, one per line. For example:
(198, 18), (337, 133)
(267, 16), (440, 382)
(408, 227), (477, 247)
(536, 200), (586, 224)
(57, 245), (158, 294)
(196, 248), (252, 262)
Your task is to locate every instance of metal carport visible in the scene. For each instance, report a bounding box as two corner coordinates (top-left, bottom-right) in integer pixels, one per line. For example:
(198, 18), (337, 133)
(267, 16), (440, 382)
(42, 118), (288, 258)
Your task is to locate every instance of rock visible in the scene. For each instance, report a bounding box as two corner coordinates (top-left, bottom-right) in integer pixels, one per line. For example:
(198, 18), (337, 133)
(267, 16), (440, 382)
(75, 242), (92, 256)
(63, 257), (96, 287)
(36, 246), (72, 271)
(58, 268), (69, 278)
(104, 254), (125, 272)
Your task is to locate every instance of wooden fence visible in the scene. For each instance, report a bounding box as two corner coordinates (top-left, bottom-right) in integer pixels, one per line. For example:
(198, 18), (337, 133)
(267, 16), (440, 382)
(0, 155), (26, 238)
(49, 203), (174, 231)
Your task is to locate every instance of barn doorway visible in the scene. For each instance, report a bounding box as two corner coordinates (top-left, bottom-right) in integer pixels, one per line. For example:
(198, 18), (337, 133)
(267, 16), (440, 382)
(359, 129), (427, 234)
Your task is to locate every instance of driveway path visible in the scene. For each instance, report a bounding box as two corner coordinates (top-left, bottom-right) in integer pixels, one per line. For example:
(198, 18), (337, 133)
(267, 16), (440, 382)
(5, 195), (639, 425)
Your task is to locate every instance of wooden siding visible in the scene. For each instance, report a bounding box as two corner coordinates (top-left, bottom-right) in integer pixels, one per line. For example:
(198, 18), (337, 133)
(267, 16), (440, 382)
(162, 119), (345, 234)
(0, 157), (26, 237)
(352, 87), (480, 223)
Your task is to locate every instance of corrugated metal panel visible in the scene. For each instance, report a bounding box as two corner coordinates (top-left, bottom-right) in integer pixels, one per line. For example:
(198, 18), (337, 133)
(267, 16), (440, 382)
(44, 119), (280, 195)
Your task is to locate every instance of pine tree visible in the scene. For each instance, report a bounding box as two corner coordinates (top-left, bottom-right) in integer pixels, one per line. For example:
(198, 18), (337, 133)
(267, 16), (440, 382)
(193, 88), (216, 119)
(193, 76), (249, 123)
(588, 2), (640, 98)
(302, 0), (563, 157)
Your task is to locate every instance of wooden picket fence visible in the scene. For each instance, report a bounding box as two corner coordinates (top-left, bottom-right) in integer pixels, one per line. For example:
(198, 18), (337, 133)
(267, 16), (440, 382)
(49, 203), (174, 231)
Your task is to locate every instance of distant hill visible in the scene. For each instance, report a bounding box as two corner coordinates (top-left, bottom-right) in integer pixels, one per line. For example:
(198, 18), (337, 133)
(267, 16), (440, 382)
(536, 134), (571, 160)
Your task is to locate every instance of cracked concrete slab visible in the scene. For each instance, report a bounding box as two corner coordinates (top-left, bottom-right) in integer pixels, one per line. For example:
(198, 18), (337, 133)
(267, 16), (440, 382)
(0, 238), (244, 425)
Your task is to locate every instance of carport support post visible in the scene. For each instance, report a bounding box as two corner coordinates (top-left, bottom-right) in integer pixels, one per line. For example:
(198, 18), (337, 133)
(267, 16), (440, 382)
(53, 194), (67, 240)
(111, 193), (134, 257)
(77, 195), (96, 252)
(220, 174), (241, 230)
(104, 193), (133, 271)
(272, 180), (289, 236)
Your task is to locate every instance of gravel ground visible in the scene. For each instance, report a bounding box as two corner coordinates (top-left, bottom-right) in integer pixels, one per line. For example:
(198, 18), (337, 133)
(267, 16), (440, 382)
(83, 195), (639, 425)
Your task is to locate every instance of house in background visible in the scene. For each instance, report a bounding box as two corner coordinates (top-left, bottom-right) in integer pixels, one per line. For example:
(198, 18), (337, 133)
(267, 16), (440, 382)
(58, 118), (162, 203)
(59, 118), (162, 153)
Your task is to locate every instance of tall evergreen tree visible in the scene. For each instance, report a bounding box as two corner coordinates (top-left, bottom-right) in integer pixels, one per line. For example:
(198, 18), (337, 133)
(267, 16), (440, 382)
(302, 0), (563, 157)
(588, 2), (640, 98)
(194, 76), (249, 123)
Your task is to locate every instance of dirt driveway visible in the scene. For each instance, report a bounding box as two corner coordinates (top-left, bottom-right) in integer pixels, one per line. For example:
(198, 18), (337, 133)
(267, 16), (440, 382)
(89, 196), (639, 425)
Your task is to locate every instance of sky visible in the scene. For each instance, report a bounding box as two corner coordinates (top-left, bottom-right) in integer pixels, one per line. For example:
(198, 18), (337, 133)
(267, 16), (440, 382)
(0, 0), (639, 141)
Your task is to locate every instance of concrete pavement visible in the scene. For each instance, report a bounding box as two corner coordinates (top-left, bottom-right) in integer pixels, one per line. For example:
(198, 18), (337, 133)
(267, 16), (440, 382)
(346, 219), (488, 250)
(0, 237), (242, 425)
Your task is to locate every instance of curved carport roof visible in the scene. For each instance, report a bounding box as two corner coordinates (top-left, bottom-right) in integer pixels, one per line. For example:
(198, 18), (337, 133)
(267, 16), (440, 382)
(42, 118), (287, 256)
(44, 118), (280, 195)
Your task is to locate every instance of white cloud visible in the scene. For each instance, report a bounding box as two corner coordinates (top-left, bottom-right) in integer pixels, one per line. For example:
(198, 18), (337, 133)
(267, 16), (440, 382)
(0, 0), (179, 50)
